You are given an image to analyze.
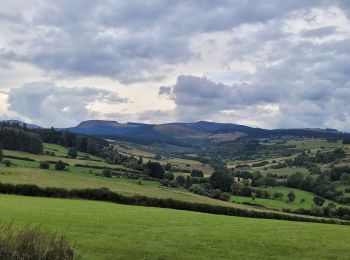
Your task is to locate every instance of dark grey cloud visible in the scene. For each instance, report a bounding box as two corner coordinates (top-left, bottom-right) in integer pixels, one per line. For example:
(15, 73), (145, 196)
(158, 86), (172, 96)
(7, 82), (127, 127)
(170, 73), (350, 130)
(301, 26), (338, 38)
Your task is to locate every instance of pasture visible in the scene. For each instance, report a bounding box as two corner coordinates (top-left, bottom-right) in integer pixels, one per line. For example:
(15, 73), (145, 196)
(1, 194), (350, 259)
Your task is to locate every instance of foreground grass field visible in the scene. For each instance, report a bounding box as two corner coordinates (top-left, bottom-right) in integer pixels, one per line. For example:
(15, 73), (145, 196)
(0, 164), (253, 210)
(1, 194), (350, 259)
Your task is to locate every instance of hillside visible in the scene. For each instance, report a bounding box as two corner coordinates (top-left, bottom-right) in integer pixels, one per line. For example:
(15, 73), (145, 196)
(67, 120), (350, 147)
(1, 194), (350, 259)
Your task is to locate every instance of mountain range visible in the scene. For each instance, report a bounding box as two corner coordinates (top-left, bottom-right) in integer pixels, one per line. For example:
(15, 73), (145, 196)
(67, 120), (350, 147)
(2, 119), (349, 147)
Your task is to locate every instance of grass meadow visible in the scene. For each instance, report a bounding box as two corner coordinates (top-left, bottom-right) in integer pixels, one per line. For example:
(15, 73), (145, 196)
(231, 187), (345, 210)
(1, 194), (350, 259)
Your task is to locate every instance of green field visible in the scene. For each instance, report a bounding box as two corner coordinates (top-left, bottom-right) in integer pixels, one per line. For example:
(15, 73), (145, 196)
(1, 194), (350, 259)
(3, 149), (130, 170)
(0, 163), (254, 210)
(232, 187), (344, 210)
(261, 167), (309, 176)
(44, 143), (103, 161)
(286, 139), (347, 149)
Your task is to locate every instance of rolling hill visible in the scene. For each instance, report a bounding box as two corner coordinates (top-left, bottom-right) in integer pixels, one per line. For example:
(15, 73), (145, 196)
(66, 120), (350, 147)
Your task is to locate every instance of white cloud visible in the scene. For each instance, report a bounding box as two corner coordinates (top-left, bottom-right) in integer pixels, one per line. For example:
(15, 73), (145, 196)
(0, 1), (350, 130)
(7, 81), (127, 127)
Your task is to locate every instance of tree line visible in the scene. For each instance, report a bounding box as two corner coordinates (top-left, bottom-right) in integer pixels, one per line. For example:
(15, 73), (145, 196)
(0, 182), (348, 225)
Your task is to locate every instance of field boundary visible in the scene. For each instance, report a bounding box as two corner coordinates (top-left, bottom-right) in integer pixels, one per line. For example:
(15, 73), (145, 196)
(0, 182), (349, 225)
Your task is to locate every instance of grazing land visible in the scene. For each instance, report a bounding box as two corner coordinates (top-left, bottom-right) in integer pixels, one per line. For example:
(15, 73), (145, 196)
(1, 194), (350, 260)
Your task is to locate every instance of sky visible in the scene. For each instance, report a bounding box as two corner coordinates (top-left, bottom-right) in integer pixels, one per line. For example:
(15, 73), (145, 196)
(1, 1), (350, 130)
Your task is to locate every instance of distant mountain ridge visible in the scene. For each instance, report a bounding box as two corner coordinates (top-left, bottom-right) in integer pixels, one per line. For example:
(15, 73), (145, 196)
(0, 120), (41, 129)
(2, 119), (349, 146)
(66, 120), (350, 146)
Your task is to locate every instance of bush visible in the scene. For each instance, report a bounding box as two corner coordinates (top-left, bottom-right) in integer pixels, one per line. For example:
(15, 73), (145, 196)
(2, 160), (11, 167)
(209, 171), (233, 192)
(102, 169), (112, 178)
(67, 147), (78, 159)
(145, 161), (165, 179)
(219, 192), (230, 201)
(39, 162), (50, 169)
(191, 169), (204, 178)
(55, 161), (66, 171)
(0, 223), (76, 260)
(0, 182), (349, 225)
(164, 172), (174, 180)
(313, 196), (325, 206)
(176, 175), (186, 186)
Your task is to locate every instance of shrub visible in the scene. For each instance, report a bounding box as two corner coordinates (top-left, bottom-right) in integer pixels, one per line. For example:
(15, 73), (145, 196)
(39, 162), (50, 170)
(55, 161), (66, 171)
(219, 192), (230, 201)
(176, 175), (186, 186)
(67, 147), (78, 159)
(169, 180), (179, 188)
(287, 191), (296, 203)
(0, 182), (349, 225)
(2, 160), (11, 167)
(191, 169), (204, 178)
(0, 223), (76, 260)
(145, 161), (165, 179)
(102, 170), (112, 178)
(212, 189), (222, 199)
(164, 172), (174, 180)
(273, 192), (284, 200)
(313, 196), (325, 206)
(160, 179), (170, 186)
(209, 171), (233, 192)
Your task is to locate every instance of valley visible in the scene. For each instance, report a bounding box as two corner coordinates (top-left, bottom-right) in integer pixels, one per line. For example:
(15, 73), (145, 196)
(1, 121), (350, 259)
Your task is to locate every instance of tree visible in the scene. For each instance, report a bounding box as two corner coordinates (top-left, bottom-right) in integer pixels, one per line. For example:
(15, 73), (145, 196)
(209, 171), (233, 192)
(231, 180), (244, 195)
(2, 159), (11, 167)
(0, 146), (3, 162)
(164, 172), (174, 180)
(164, 163), (172, 171)
(0, 127), (43, 154)
(313, 196), (325, 206)
(67, 147), (78, 158)
(191, 169), (204, 178)
(55, 160), (66, 171)
(138, 157), (143, 165)
(39, 162), (50, 169)
(273, 192), (284, 200)
(287, 172), (304, 188)
(184, 176), (192, 188)
(219, 192), (230, 201)
(102, 169), (112, 178)
(287, 191), (296, 203)
(176, 175), (186, 186)
(251, 192), (257, 200)
(145, 161), (165, 179)
(212, 189), (222, 199)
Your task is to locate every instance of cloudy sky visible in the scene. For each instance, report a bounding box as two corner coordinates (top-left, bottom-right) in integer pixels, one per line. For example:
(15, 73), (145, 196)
(1, 1), (350, 130)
